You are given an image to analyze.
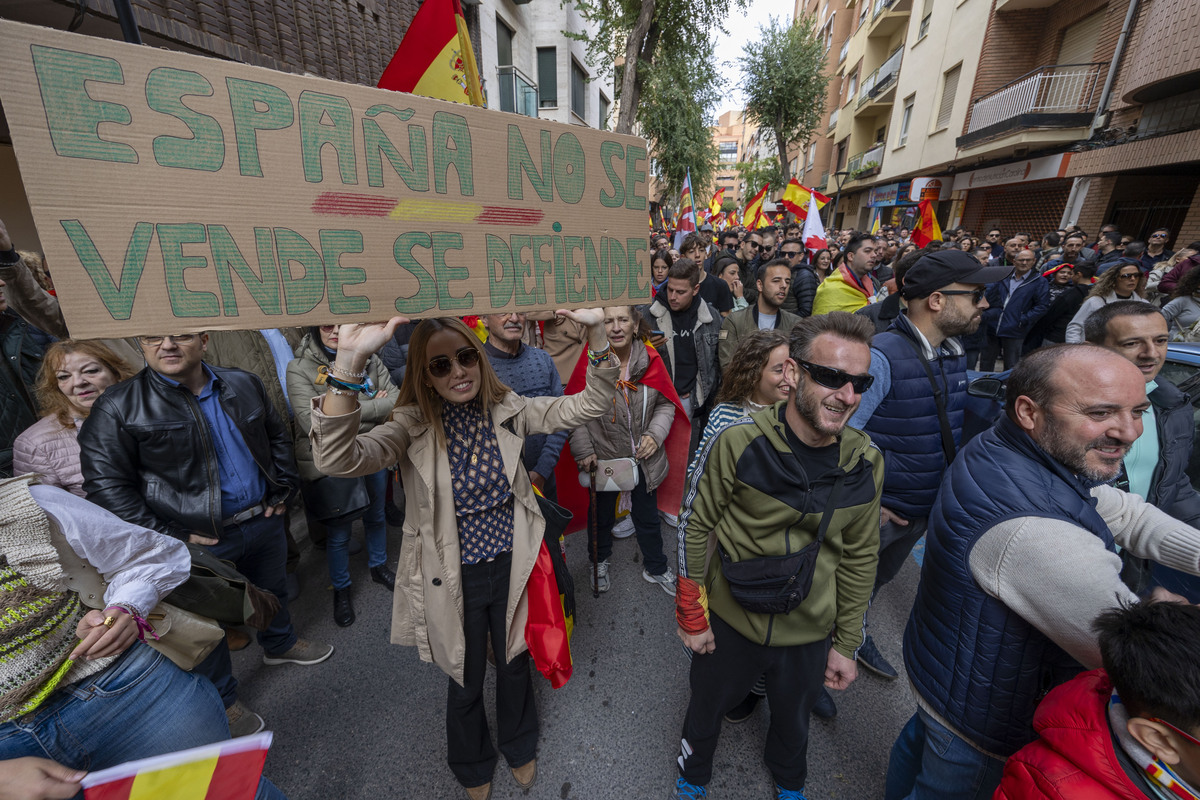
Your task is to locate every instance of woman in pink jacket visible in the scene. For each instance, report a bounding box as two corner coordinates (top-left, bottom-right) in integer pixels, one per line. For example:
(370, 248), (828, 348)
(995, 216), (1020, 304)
(12, 339), (136, 495)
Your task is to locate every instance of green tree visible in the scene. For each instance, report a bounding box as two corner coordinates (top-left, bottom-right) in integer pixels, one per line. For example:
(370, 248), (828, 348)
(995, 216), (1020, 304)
(734, 156), (783, 202)
(738, 15), (830, 186)
(572, 0), (747, 135)
(638, 50), (721, 204)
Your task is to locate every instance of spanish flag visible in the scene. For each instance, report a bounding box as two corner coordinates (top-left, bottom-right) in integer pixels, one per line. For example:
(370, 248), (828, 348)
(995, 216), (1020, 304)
(708, 187), (726, 220)
(743, 183), (769, 229)
(83, 733), (271, 800)
(781, 179), (830, 219)
(377, 0), (484, 107)
(911, 199), (943, 248)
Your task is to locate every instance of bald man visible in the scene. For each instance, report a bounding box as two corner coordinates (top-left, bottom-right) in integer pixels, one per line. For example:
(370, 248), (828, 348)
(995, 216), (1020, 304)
(884, 344), (1200, 800)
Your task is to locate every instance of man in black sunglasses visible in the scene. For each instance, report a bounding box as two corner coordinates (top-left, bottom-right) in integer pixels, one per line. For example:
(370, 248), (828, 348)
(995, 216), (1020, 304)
(735, 231), (765, 307)
(673, 312), (884, 800)
(846, 249), (1010, 686)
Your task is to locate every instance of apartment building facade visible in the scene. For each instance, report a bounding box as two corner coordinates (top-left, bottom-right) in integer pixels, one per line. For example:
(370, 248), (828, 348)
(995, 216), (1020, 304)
(0, 0), (613, 249)
(791, 0), (1200, 248)
(712, 110), (756, 208)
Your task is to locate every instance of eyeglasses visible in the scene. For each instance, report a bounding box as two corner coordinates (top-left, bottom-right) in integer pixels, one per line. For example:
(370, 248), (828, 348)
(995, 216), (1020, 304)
(1118, 272), (1141, 280)
(139, 334), (198, 347)
(427, 346), (480, 378)
(797, 359), (874, 394)
(746, 242), (762, 250)
(1149, 717), (1200, 749)
(1150, 232), (1168, 238)
(938, 288), (987, 304)
(782, 250), (803, 259)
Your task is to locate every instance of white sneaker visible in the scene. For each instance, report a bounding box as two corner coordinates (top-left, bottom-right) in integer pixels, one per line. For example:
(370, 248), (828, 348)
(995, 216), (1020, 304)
(643, 568), (677, 596)
(661, 512), (679, 528)
(593, 560), (611, 593)
(612, 517), (635, 539)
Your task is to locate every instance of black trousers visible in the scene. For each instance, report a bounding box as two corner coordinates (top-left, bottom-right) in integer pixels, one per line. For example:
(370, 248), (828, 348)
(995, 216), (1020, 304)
(446, 552), (538, 788)
(587, 467), (668, 575)
(678, 613), (829, 790)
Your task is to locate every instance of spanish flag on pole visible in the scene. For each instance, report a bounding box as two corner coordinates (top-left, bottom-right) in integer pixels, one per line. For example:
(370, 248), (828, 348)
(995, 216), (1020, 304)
(911, 199), (943, 248)
(377, 0), (484, 107)
(708, 187), (726, 220)
(674, 170), (698, 249)
(83, 733), (271, 800)
(781, 179), (830, 220)
(743, 183), (769, 229)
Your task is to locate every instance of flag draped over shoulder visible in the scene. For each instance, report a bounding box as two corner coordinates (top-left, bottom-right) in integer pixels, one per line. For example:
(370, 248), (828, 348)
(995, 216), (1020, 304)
(781, 179), (830, 219)
(377, 0), (484, 106)
(743, 184), (768, 228)
(83, 734), (271, 800)
(911, 199), (943, 248)
(554, 344), (691, 534)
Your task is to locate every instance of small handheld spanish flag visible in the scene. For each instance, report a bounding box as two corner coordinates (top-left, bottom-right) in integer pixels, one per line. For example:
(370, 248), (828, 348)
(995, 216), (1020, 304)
(83, 733), (272, 800)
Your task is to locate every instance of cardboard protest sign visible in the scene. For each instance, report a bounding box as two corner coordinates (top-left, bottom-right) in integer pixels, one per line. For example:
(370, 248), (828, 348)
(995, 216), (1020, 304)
(0, 20), (651, 339)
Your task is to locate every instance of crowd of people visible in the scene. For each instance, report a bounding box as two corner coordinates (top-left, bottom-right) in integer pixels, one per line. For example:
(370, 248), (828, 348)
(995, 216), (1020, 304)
(2, 209), (1200, 800)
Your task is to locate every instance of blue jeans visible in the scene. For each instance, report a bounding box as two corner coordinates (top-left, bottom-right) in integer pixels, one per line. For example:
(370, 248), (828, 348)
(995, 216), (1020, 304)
(326, 469), (390, 589)
(205, 513), (297, 656)
(0, 643), (286, 800)
(884, 708), (1005, 800)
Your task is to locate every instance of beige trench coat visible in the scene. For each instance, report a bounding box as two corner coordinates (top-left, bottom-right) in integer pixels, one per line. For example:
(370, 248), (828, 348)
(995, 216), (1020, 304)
(309, 360), (618, 686)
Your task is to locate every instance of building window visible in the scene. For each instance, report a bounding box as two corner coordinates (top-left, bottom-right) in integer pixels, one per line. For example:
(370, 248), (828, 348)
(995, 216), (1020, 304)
(935, 64), (961, 131)
(537, 47), (557, 108)
(571, 60), (586, 119)
(846, 69), (859, 104)
(599, 93), (610, 130)
(918, 0), (933, 39)
(859, 2), (869, 27)
(808, 143), (817, 171)
(836, 138), (848, 171)
(496, 17), (514, 67)
(897, 95), (914, 146)
(719, 141), (738, 163)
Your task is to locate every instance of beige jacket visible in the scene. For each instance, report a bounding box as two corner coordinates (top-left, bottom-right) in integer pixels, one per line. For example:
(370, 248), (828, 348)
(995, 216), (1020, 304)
(309, 360), (618, 686)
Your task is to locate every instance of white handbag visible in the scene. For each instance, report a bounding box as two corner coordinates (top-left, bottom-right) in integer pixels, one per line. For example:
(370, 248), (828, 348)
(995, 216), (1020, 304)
(577, 383), (649, 492)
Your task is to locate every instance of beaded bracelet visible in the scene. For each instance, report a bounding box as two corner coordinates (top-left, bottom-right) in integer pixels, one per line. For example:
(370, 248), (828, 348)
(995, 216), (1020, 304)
(587, 344), (613, 367)
(326, 385), (357, 397)
(330, 365), (367, 380)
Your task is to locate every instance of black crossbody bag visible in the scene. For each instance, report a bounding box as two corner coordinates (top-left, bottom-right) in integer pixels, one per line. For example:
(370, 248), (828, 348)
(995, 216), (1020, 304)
(718, 474), (845, 615)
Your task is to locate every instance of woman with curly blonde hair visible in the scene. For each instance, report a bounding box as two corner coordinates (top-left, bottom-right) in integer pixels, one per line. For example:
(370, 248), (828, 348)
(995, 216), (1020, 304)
(13, 339), (136, 495)
(1065, 260), (1148, 342)
(694, 329), (793, 456)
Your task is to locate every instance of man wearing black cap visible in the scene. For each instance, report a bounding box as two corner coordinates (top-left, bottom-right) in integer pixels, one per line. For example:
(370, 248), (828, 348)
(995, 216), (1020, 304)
(846, 250), (1010, 688)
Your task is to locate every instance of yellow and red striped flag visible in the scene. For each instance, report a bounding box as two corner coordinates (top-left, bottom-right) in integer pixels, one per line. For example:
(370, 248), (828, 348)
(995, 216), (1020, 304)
(377, 0), (484, 107)
(708, 187), (725, 220)
(674, 170), (697, 248)
(911, 199), (943, 248)
(743, 184), (769, 229)
(83, 733), (271, 800)
(781, 179), (830, 219)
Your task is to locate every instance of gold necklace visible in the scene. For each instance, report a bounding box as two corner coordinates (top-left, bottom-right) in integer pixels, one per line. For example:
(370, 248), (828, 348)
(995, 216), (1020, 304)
(450, 410), (483, 466)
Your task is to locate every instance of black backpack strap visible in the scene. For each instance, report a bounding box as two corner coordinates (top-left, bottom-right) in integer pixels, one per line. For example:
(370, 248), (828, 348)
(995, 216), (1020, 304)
(898, 334), (957, 465)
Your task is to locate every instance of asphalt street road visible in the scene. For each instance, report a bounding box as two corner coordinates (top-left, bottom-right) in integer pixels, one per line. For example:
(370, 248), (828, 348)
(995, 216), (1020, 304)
(233, 518), (921, 799)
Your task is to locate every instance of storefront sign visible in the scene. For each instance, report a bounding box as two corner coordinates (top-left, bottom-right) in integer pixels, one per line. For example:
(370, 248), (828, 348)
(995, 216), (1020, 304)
(908, 177), (952, 202)
(867, 181), (915, 207)
(952, 153), (1073, 192)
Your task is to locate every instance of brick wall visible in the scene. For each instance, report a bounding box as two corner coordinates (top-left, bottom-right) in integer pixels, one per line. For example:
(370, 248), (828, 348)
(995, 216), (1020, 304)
(960, 179), (1073, 238)
(1115, 0), (1200, 106)
(1178, 183), (1200, 246)
(89, 0), (424, 86)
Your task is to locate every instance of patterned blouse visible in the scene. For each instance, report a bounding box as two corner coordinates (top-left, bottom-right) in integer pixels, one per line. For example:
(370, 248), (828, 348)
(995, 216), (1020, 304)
(442, 400), (515, 564)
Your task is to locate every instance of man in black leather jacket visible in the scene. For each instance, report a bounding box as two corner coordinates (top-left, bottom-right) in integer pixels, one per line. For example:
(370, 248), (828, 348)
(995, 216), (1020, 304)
(79, 331), (331, 737)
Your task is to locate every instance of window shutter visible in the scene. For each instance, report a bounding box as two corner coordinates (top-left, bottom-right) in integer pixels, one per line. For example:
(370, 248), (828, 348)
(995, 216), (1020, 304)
(1058, 12), (1103, 65)
(936, 65), (961, 130)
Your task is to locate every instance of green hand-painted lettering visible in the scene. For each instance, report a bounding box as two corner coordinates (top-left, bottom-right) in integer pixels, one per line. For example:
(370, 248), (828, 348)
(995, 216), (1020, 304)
(60, 219), (151, 320)
(320, 230), (369, 314)
(158, 223), (218, 317)
(486, 235), (515, 307)
(227, 78), (294, 177)
(599, 141), (624, 208)
(432, 112), (473, 196)
(392, 232), (437, 314)
(363, 105), (429, 191)
(506, 125), (552, 202)
(299, 91), (357, 185)
(625, 145), (648, 211)
(146, 68), (224, 171)
(530, 235), (554, 305)
(552, 133), (585, 204)
(208, 225), (281, 316)
(274, 228), (325, 314)
(31, 46), (136, 163)
(433, 231), (471, 310)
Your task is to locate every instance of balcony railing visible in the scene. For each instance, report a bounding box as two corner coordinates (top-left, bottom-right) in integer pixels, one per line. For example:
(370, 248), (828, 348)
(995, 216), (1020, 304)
(847, 142), (885, 179)
(857, 46), (904, 108)
(872, 0), (895, 19)
(497, 65), (539, 118)
(839, 39), (850, 64)
(965, 62), (1104, 134)
(828, 107), (840, 131)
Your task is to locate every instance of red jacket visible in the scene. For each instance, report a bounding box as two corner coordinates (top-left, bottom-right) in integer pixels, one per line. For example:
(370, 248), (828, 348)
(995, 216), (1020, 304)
(994, 670), (1148, 800)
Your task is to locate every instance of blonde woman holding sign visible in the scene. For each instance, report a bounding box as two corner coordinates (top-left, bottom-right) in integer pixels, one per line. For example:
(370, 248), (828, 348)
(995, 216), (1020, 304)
(307, 310), (617, 800)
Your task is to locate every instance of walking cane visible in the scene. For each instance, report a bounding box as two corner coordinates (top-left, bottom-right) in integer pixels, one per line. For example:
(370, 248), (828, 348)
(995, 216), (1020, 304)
(588, 463), (599, 598)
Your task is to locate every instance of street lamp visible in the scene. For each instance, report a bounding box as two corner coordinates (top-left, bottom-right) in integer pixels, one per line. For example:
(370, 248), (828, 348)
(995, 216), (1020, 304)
(828, 170), (851, 235)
